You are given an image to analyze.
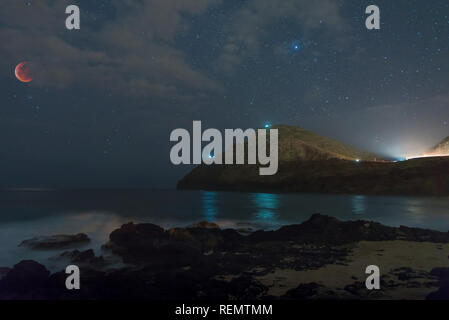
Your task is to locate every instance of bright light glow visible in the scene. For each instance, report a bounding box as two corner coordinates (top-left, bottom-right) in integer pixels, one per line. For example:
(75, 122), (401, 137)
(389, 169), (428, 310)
(406, 153), (449, 160)
(264, 123), (271, 129)
(355, 159), (360, 162)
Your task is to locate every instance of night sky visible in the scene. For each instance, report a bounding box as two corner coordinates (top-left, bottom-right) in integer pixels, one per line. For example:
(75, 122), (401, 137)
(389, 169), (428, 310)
(1, 0), (448, 188)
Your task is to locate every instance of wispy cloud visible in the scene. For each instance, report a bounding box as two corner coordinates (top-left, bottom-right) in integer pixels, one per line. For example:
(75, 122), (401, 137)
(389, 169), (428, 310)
(216, 0), (350, 73)
(0, 0), (223, 98)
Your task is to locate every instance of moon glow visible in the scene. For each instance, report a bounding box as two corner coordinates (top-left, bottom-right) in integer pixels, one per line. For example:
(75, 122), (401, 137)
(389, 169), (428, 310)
(15, 62), (33, 83)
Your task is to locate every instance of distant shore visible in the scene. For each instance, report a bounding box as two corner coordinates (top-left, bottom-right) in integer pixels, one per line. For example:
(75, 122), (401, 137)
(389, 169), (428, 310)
(178, 157), (449, 196)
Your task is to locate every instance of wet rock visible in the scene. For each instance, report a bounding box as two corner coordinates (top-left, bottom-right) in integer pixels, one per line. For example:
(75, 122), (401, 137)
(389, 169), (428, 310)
(60, 249), (105, 267)
(107, 216), (449, 267)
(390, 267), (431, 281)
(19, 233), (90, 249)
(249, 214), (449, 245)
(226, 275), (268, 299)
(4, 215), (449, 300)
(105, 222), (242, 265)
(189, 221), (220, 229)
(282, 283), (321, 299)
(344, 281), (367, 296)
(109, 222), (165, 246)
(103, 214), (449, 274)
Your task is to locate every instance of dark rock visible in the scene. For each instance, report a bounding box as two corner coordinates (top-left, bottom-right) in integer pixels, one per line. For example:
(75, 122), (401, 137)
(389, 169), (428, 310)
(344, 281), (366, 296)
(225, 275), (268, 299)
(19, 233), (90, 249)
(189, 221), (220, 229)
(430, 267), (449, 280)
(0, 260), (50, 298)
(110, 222), (165, 246)
(390, 267), (430, 282)
(105, 222), (243, 265)
(426, 267), (449, 300)
(104, 215), (449, 273)
(4, 215), (449, 300)
(60, 249), (105, 266)
(282, 283), (321, 299)
(427, 284), (449, 300)
(250, 214), (449, 245)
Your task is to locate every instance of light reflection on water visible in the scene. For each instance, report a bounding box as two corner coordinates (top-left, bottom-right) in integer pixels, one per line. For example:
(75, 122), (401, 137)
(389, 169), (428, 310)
(252, 193), (279, 224)
(202, 191), (217, 222)
(1, 189), (449, 269)
(351, 195), (366, 215)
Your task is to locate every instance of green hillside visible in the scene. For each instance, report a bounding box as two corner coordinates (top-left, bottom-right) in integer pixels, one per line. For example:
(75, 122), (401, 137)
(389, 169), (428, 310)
(273, 125), (379, 161)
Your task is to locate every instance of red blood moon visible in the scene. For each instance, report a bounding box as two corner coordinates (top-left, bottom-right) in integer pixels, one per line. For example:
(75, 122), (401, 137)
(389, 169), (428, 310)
(15, 61), (33, 83)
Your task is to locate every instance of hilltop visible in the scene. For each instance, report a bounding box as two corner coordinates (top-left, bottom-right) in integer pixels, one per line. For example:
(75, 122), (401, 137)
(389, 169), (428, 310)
(272, 125), (379, 161)
(177, 125), (449, 195)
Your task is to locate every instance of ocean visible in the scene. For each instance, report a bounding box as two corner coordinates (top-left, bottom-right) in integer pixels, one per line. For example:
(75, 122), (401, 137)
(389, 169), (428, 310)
(1, 189), (449, 270)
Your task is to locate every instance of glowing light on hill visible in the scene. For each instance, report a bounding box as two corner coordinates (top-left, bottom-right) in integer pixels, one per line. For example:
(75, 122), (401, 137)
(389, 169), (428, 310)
(405, 153), (449, 160)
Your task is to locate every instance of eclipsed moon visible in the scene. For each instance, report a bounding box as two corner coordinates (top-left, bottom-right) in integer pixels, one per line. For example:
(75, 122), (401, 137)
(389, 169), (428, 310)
(15, 61), (33, 83)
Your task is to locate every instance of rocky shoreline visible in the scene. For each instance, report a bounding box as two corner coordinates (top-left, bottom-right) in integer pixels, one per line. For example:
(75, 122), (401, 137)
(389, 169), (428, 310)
(1, 214), (449, 300)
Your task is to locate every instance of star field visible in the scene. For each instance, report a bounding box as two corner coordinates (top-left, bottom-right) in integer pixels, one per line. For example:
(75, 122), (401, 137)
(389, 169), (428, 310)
(0, 0), (448, 187)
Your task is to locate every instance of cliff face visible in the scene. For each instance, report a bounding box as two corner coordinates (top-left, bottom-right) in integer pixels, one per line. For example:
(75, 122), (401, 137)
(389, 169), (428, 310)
(177, 157), (449, 195)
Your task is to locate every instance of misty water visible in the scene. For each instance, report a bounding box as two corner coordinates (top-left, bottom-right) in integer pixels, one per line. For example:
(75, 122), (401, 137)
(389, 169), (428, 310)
(1, 189), (449, 270)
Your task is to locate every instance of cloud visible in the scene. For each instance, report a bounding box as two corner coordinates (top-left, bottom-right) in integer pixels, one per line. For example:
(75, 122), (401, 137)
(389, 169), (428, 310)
(0, 0), (223, 98)
(216, 0), (349, 73)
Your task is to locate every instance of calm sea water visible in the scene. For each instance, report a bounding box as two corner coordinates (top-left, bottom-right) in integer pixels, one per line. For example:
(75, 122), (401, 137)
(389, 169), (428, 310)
(1, 189), (449, 269)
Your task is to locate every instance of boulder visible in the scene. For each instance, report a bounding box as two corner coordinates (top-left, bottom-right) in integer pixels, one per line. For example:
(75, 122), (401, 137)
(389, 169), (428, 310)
(19, 233), (90, 249)
(249, 214), (449, 245)
(60, 249), (105, 266)
(189, 221), (220, 229)
(0, 260), (50, 297)
(105, 222), (242, 265)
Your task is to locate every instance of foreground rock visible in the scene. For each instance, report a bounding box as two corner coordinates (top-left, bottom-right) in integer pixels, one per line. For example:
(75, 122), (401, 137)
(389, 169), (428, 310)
(19, 233), (90, 249)
(0, 261), (50, 299)
(106, 214), (449, 262)
(426, 268), (449, 300)
(2, 215), (449, 300)
(60, 249), (105, 267)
